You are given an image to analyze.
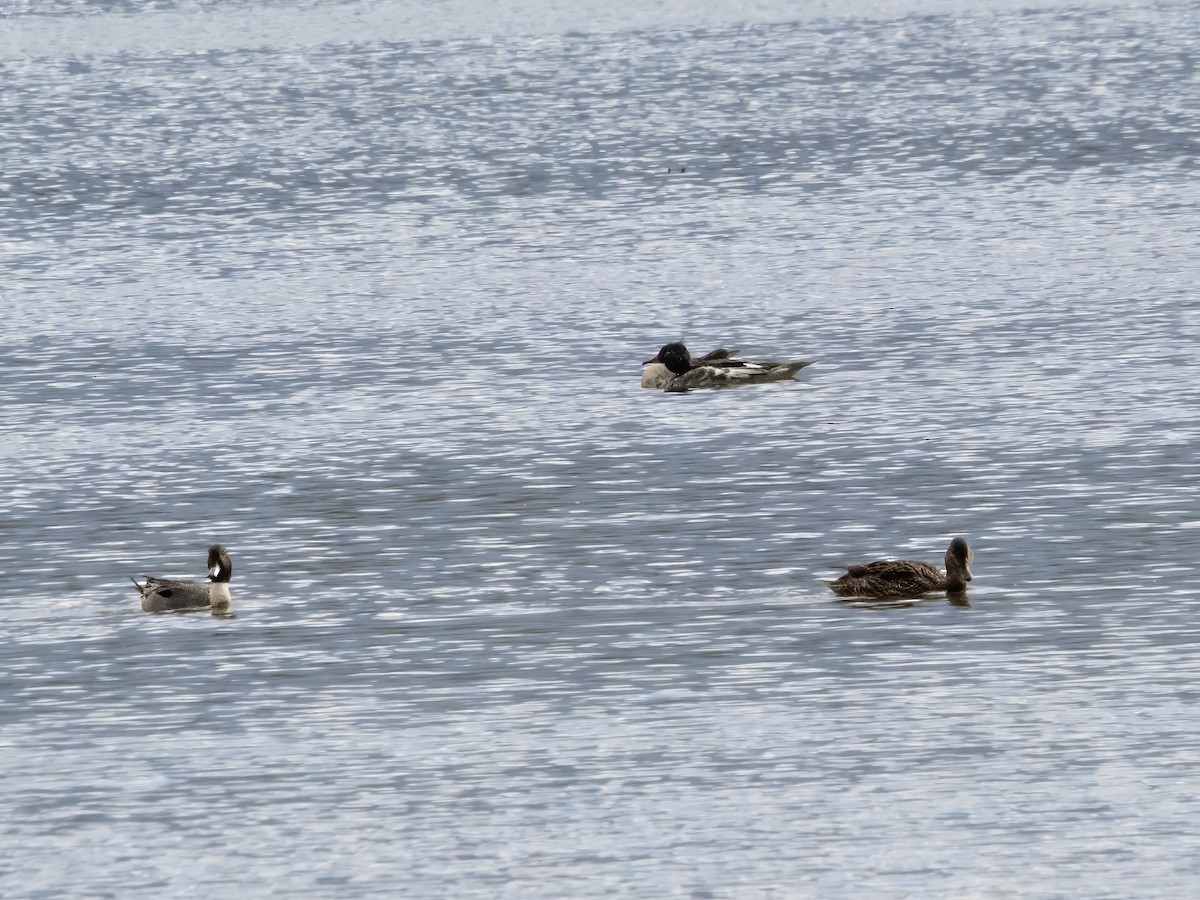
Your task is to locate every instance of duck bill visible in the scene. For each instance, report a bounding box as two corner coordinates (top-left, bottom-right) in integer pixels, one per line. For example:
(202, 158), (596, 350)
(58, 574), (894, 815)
(642, 354), (661, 365)
(209, 564), (221, 578)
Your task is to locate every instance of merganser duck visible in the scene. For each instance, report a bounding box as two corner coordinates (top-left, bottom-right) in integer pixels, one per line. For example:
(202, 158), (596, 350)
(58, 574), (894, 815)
(827, 537), (973, 599)
(641, 341), (812, 392)
(132, 544), (233, 612)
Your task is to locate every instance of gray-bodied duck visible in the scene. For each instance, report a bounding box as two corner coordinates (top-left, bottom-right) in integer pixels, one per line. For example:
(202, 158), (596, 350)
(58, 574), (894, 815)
(641, 341), (812, 392)
(828, 537), (973, 599)
(132, 544), (233, 612)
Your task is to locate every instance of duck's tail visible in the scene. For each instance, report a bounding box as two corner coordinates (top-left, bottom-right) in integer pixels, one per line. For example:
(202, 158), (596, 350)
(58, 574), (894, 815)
(774, 360), (815, 379)
(130, 576), (146, 595)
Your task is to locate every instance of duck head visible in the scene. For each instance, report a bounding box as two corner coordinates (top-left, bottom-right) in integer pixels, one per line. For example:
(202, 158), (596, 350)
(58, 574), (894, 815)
(207, 544), (233, 583)
(944, 537), (972, 590)
(642, 341), (695, 376)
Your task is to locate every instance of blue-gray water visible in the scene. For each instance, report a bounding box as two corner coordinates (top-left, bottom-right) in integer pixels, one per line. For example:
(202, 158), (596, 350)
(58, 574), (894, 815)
(3, 0), (1200, 895)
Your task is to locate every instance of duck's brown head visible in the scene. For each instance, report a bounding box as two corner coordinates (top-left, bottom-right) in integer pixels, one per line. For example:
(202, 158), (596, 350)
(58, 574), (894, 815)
(944, 537), (972, 590)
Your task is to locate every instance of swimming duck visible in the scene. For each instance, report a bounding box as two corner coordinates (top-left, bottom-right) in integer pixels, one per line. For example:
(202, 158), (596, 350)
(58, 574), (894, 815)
(827, 537), (973, 599)
(132, 544), (233, 612)
(641, 341), (812, 392)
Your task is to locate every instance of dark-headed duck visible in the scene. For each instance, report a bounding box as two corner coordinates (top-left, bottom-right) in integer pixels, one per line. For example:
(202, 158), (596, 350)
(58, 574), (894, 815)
(132, 544), (233, 612)
(641, 341), (812, 392)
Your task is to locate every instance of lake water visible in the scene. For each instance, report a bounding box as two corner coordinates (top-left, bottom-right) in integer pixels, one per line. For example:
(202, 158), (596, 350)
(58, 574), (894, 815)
(3, 0), (1200, 895)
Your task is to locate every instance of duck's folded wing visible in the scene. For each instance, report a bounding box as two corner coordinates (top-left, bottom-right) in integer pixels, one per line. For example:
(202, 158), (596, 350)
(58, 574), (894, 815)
(833, 559), (946, 598)
(713, 362), (811, 385)
(137, 576), (211, 605)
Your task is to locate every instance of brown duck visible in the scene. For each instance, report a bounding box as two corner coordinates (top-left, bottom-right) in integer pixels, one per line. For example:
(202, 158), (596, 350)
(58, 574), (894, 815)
(828, 537), (973, 599)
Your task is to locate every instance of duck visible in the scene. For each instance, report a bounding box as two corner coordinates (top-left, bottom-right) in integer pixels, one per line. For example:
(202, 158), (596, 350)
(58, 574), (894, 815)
(132, 544), (233, 612)
(641, 341), (812, 392)
(827, 537), (973, 599)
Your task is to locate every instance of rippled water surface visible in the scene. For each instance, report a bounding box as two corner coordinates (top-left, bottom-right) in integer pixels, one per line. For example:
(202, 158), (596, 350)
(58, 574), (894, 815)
(3, 0), (1200, 895)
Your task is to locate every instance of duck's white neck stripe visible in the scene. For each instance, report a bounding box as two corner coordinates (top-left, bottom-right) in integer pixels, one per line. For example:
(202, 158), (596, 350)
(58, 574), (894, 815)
(210, 582), (231, 608)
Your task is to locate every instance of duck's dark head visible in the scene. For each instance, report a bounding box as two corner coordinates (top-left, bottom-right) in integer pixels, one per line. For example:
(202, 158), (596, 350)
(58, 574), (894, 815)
(945, 537), (972, 586)
(642, 341), (695, 376)
(207, 544), (233, 583)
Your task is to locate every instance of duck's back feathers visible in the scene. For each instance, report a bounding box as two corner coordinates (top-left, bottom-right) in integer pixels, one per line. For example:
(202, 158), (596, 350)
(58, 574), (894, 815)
(664, 360), (812, 392)
(830, 559), (945, 599)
